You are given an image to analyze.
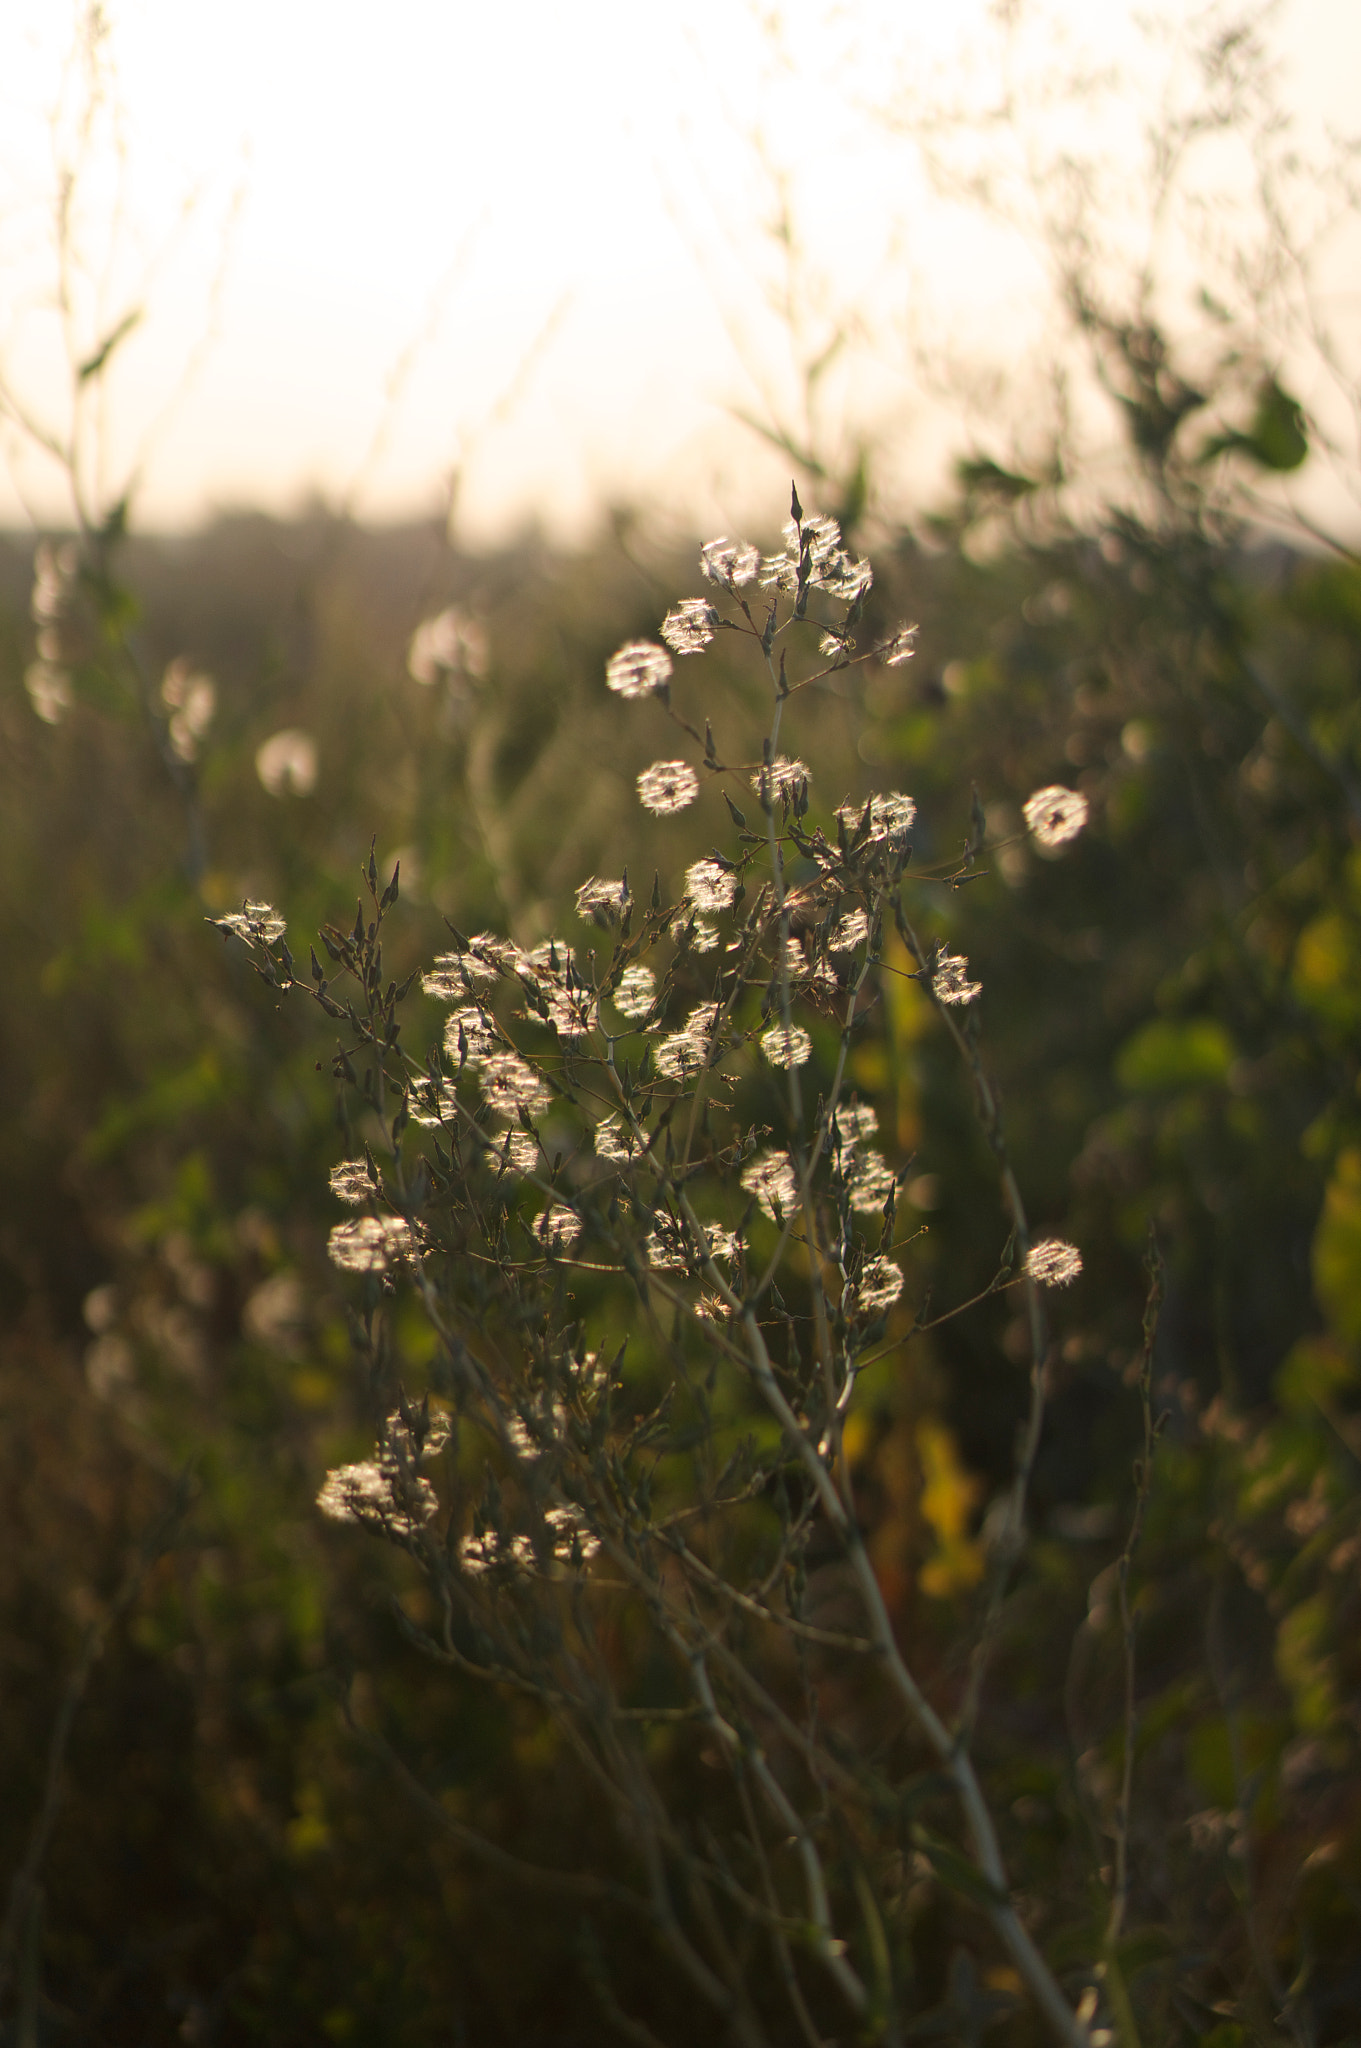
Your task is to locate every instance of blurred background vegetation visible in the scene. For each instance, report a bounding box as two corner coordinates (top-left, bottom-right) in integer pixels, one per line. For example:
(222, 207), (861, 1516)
(3, 424), (1359, 2043)
(2, 4), (1360, 2043)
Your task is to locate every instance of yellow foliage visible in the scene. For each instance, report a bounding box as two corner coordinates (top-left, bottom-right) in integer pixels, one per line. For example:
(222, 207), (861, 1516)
(1313, 1147), (1361, 1347)
(916, 1419), (986, 1597)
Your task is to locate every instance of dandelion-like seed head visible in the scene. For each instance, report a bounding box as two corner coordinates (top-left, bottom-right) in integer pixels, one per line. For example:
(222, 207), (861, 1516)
(845, 1150), (896, 1213)
(575, 875), (629, 928)
(831, 1102), (878, 1149)
(537, 1204), (581, 1253)
(611, 964), (656, 1022)
(699, 537), (760, 588)
(762, 515), (871, 601)
(421, 963), (464, 1001)
(760, 1022), (812, 1070)
(593, 1117), (635, 1164)
(481, 1052), (551, 1121)
(522, 938), (574, 979)
(1023, 785), (1089, 848)
(545, 1504), (602, 1565)
(646, 1215), (688, 1270)
(776, 935), (808, 980)
(384, 1406), (451, 1465)
(848, 1255), (904, 1318)
(881, 622), (919, 667)
(654, 999), (728, 1081)
(317, 1460), (437, 1538)
(835, 792), (917, 849)
(443, 1006), (499, 1064)
(696, 1291), (733, 1332)
(933, 953), (982, 1006)
(685, 858), (738, 914)
(606, 639), (672, 700)
(214, 900), (287, 946)
(499, 1130), (541, 1175)
(741, 1151), (799, 1220)
(547, 988), (595, 1042)
(655, 1026), (708, 1082)
(327, 1216), (416, 1274)
(459, 1529), (535, 1577)
(637, 759), (700, 815)
(661, 599), (719, 656)
(785, 512), (841, 564)
(1025, 1238), (1083, 1287)
(406, 1078), (457, 1127)
(821, 551), (873, 602)
(681, 917), (720, 953)
(829, 909), (870, 954)
(329, 1159), (372, 1205)
(466, 933), (518, 980)
(759, 550), (800, 592)
(752, 755), (811, 808)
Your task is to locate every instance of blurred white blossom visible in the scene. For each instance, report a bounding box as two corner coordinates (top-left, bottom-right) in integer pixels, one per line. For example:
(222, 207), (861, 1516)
(606, 640), (672, 699)
(256, 728), (318, 797)
(25, 662), (71, 723)
(328, 1215), (417, 1273)
(162, 658), (216, 763)
(407, 605), (488, 685)
(1023, 785), (1089, 848)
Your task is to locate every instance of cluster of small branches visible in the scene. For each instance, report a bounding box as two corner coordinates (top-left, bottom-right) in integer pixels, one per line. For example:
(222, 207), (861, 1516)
(217, 489), (1096, 2047)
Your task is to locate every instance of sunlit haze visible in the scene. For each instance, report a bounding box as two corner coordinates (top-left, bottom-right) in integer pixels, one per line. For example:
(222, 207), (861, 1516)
(1, 0), (1356, 541)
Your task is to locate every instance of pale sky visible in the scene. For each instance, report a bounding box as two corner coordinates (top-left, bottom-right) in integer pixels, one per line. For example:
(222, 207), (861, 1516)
(1, 0), (1357, 542)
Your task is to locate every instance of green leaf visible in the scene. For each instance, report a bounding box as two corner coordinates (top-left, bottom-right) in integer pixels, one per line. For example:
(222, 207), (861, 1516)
(1115, 1017), (1235, 1092)
(1245, 376), (1309, 472)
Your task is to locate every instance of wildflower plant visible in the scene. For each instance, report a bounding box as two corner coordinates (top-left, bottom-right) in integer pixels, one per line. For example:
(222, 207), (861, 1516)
(217, 488), (1103, 2046)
